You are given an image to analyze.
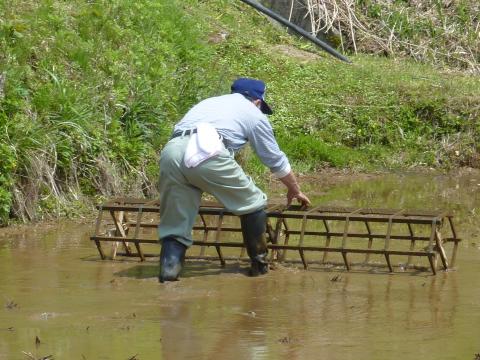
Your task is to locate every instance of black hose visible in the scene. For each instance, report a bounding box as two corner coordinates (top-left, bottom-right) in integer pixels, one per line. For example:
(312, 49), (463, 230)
(239, 0), (351, 63)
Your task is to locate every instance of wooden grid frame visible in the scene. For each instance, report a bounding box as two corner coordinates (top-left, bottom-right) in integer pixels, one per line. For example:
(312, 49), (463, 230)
(90, 198), (461, 275)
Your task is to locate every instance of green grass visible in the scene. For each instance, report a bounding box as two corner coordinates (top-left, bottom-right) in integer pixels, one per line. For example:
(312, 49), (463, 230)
(0, 0), (479, 224)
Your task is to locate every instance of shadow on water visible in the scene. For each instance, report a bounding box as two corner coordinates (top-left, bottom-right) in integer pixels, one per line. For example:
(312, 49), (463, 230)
(113, 264), (158, 279)
(113, 261), (249, 280)
(304, 265), (432, 277)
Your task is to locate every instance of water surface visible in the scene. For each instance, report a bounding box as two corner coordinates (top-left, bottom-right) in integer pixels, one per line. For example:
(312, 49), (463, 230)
(1, 171), (479, 359)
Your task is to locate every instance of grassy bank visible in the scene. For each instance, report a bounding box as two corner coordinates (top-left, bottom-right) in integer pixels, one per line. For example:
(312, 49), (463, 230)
(0, 0), (479, 224)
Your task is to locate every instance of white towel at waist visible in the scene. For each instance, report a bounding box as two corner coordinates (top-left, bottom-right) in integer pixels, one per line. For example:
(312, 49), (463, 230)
(183, 123), (223, 168)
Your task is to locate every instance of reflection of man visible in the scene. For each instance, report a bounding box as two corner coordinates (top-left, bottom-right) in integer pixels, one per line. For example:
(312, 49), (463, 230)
(158, 78), (311, 282)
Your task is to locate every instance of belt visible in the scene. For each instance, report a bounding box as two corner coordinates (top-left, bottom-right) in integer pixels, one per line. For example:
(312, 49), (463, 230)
(170, 129), (197, 139)
(170, 128), (228, 147)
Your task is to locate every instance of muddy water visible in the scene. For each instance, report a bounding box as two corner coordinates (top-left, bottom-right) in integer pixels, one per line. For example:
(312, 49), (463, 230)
(1, 171), (479, 360)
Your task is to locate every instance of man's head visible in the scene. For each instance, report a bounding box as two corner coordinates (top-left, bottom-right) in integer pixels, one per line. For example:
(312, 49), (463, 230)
(231, 78), (273, 115)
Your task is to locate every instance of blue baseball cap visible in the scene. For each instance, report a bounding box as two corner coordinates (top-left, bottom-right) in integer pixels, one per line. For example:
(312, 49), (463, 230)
(231, 78), (273, 115)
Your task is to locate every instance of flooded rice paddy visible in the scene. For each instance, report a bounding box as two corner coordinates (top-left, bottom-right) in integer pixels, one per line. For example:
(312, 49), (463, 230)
(1, 171), (479, 359)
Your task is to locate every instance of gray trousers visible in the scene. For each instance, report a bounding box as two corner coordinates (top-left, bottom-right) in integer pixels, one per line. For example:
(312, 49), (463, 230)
(158, 135), (267, 247)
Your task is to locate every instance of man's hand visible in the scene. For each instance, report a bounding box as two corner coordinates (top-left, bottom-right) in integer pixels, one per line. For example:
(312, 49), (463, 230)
(287, 190), (311, 208)
(279, 171), (311, 209)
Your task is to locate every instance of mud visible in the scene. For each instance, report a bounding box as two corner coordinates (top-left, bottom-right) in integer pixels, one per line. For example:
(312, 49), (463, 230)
(1, 170), (479, 359)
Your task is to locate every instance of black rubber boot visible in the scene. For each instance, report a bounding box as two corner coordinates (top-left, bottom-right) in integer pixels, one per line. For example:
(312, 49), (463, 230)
(240, 209), (269, 277)
(159, 237), (187, 283)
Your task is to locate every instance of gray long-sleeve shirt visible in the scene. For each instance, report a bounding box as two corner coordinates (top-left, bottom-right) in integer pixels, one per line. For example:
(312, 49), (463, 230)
(173, 93), (291, 178)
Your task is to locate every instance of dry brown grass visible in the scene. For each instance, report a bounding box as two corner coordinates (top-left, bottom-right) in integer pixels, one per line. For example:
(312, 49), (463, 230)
(287, 0), (479, 73)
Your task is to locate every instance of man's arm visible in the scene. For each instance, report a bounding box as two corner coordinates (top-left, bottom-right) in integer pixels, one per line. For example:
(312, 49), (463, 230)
(279, 171), (311, 207)
(247, 119), (311, 207)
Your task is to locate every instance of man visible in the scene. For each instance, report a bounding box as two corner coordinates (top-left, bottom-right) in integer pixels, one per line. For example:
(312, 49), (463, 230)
(158, 77), (310, 282)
